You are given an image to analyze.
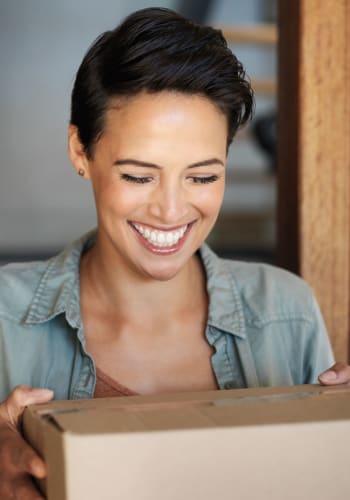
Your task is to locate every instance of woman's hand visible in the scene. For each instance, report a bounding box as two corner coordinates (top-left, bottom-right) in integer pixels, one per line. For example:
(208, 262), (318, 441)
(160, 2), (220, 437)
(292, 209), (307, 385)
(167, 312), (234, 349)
(318, 362), (350, 385)
(0, 385), (54, 500)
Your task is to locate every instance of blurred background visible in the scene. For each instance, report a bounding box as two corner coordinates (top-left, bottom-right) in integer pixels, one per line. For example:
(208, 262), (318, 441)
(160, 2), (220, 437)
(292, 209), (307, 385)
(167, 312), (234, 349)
(0, 0), (277, 265)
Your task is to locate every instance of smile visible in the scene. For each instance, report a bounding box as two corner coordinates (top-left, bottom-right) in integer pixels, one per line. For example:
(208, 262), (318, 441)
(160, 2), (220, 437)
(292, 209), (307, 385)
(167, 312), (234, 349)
(131, 223), (188, 248)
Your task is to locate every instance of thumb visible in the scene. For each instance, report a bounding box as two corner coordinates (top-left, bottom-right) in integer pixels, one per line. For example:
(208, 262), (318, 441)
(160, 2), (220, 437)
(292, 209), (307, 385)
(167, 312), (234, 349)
(1, 385), (54, 427)
(318, 362), (350, 385)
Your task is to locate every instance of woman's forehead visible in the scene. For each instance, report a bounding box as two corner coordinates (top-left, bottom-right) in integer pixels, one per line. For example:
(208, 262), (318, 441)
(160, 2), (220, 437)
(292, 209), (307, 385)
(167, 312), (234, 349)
(102, 92), (226, 144)
(90, 93), (227, 167)
(103, 91), (228, 136)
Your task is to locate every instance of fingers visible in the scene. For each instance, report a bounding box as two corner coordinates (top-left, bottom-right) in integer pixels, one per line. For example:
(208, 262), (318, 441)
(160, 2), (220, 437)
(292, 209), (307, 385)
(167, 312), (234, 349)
(0, 473), (45, 500)
(0, 422), (47, 500)
(0, 386), (54, 428)
(0, 386), (53, 500)
(0, 433), (46, 499)
(16, 476), (46, 500)
(14, 435), (47, 479)
(318, 362), (350, 385)
(0, 425), (47, 480)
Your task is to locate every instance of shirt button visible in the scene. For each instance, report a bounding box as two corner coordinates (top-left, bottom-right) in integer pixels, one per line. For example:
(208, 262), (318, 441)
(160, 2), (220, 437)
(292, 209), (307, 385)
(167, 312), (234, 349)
(224, 381), (237, 390)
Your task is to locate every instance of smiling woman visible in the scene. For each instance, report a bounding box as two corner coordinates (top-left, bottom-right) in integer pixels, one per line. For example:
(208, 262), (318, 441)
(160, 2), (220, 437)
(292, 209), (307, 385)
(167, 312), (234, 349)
(0, 7), (345, 500)
(70, 92), (227, 281)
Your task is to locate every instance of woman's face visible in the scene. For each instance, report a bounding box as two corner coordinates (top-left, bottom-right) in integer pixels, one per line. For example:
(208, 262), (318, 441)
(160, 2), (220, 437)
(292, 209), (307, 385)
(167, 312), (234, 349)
(70, 91), (227, 281)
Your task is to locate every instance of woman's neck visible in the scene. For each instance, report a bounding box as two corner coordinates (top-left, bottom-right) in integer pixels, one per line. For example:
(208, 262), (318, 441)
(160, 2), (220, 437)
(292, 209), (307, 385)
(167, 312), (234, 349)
(79, 237), (206, 320)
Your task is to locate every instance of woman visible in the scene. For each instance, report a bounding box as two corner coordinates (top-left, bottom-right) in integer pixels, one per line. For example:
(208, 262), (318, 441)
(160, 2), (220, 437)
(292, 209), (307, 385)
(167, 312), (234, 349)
(0, 7), (348, 499)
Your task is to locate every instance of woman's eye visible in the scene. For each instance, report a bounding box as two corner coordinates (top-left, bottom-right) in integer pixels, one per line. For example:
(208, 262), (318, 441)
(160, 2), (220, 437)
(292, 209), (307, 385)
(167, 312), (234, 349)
(120, 173), (152, 184)
(190, 175), (219, 184)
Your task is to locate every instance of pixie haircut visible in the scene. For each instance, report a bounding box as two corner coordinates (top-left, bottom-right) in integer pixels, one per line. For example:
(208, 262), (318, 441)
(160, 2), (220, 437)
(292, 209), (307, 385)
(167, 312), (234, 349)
(70, 7), (254, 159)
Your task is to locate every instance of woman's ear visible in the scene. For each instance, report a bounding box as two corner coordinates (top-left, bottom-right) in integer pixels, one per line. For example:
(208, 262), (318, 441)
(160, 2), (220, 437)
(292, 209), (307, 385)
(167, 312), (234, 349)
(68, 125), (91, 179)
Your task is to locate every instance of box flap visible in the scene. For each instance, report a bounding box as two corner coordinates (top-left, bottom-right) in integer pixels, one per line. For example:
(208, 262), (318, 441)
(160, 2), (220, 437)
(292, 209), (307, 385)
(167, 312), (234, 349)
(26, 384), (350, 435)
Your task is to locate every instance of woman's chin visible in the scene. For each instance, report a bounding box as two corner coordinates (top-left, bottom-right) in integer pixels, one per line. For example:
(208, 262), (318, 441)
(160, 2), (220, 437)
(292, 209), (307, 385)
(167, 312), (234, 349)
(137, 259), (187, 282)
(141, 267), (181, 282)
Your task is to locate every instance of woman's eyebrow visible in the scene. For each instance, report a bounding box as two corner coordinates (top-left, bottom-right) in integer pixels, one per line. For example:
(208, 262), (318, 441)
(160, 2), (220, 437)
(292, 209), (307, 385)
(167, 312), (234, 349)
(113, 159), (161, 169)
(113, 158), (224, 169)
(187, 158), (224, 168)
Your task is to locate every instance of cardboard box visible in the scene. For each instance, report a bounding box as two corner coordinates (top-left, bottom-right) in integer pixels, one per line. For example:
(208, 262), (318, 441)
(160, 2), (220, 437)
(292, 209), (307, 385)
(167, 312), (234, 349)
(23, 384), (350, 500)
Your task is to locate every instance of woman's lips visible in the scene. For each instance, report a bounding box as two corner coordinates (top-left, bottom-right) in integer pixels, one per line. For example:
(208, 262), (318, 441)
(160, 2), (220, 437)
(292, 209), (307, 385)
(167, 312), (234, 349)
(129, 221), (194, 254)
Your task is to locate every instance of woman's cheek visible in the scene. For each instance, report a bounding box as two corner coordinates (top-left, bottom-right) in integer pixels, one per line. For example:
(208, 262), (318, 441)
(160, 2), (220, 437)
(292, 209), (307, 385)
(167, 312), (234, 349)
(194, 184), (225, 216)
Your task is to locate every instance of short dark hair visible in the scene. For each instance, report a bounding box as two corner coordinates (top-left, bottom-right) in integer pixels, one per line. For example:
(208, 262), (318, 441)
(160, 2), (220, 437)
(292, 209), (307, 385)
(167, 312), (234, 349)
(70, 7), (254, 159)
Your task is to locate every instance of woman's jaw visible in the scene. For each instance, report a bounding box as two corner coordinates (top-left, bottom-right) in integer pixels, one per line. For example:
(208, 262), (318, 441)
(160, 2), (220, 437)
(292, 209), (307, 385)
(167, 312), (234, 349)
(90, 220), (205, 284)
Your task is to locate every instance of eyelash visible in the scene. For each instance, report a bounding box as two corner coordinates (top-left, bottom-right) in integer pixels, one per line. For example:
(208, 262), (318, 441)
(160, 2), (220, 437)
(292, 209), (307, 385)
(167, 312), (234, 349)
(191, 175), (219, 184)
(120, 174), (152, 184)
(120, 174), (219, 184)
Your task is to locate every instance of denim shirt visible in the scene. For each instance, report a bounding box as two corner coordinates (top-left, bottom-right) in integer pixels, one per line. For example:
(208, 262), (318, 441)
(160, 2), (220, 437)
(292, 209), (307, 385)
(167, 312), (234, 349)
(0, 230), (334, 402)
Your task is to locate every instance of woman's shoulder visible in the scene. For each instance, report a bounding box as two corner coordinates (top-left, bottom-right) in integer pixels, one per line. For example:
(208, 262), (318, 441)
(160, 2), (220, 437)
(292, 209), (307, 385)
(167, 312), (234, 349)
(230, 259), (315, 323)
(0, 230), (95, 323)
(0, 233), (90, 324)
(200, 244), (317, 325)
(0, 258), (55, 323)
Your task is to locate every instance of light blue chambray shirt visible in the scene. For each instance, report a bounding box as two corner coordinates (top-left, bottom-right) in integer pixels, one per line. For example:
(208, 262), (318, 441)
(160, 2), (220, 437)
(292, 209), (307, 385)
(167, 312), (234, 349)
(0, 230), (334, 402)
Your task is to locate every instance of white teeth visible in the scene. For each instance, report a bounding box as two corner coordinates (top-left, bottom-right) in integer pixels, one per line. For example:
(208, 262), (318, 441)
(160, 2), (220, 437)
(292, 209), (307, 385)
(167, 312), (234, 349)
(157, 233), (165, 244)
(132, 223), (188, 247)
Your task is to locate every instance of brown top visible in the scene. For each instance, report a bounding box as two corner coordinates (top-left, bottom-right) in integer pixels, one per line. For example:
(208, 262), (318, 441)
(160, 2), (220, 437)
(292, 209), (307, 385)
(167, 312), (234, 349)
(94, 367), (139, 398)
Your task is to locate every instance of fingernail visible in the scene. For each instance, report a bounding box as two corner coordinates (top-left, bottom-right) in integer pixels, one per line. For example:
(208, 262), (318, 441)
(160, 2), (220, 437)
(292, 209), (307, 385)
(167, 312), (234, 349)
(319, 370), (338, 382)
(31, 388), (54, 395)
(30, 388), (54, 400)
(32, 458), (46, 478)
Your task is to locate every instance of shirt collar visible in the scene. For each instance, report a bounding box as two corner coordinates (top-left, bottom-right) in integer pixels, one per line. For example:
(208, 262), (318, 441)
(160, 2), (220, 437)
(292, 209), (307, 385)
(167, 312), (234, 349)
(24, 230), (96, 328)
(24, 232), (246, 338)
(199, 243), (246, 339)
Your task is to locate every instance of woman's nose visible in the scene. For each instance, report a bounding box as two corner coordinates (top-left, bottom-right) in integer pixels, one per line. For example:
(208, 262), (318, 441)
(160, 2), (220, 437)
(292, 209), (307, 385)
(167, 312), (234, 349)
(148, 182), (189, 223)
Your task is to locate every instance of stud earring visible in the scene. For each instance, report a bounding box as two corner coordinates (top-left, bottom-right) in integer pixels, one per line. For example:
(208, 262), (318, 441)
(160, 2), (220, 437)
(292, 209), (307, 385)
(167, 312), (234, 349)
(78, 169), (85, 177)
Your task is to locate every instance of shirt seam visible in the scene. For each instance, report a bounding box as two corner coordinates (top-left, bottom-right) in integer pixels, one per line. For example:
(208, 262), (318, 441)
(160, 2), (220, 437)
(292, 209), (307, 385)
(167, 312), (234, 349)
(25, 257), (57, 321)
(246, 315), (314, 328)
(224, 336), (237, 382)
